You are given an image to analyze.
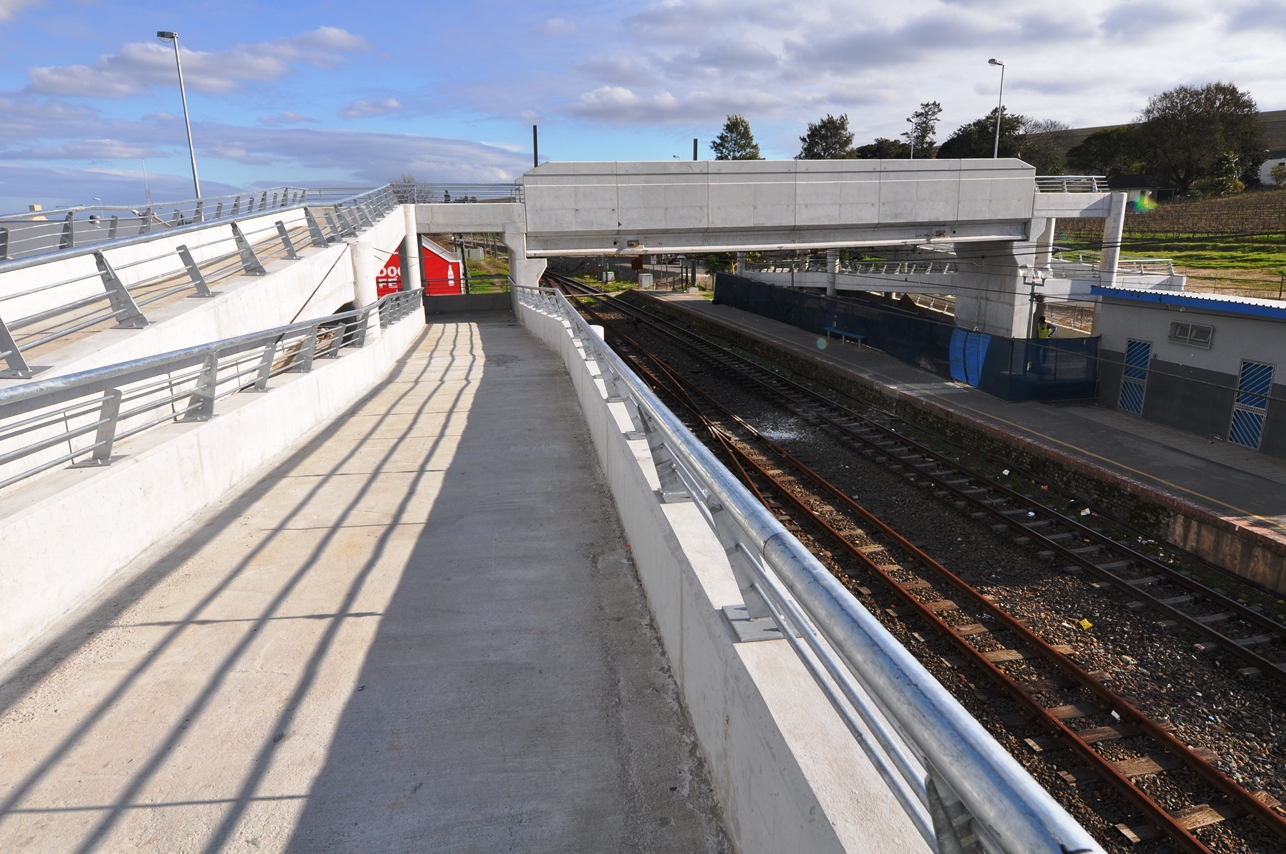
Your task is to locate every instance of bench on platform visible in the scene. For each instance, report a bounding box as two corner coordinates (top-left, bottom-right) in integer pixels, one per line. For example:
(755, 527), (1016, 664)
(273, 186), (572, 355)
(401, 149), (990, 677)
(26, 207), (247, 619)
(823, 327), (865, 347)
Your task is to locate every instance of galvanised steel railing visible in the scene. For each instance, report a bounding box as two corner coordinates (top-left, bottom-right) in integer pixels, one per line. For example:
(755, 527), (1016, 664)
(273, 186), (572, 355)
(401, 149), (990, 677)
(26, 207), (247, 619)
(0, 185), (400, 379)
(388, 183), (524, 205)
(1034, 175), (1107, 193)
(516, 283), (1103, 854)
(0, 186), (380, 262)
(747, 259), (958, 276)
(0, 288), (423, 491)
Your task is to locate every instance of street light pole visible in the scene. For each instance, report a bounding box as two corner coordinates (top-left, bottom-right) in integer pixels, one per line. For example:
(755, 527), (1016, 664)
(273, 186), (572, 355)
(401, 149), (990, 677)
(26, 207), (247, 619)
(988, 58), (1005, 159)
(157, 31), (200, 199)
(907, 117), (915, 159)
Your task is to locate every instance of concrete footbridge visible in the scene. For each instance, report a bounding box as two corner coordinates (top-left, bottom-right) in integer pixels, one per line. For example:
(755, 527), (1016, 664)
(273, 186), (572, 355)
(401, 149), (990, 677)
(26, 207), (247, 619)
(0, 168), (1120, 853)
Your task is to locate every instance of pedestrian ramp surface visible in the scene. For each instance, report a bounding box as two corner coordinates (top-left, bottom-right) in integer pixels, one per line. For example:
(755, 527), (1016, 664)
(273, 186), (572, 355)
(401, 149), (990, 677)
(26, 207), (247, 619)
(0, 315), (730, 853)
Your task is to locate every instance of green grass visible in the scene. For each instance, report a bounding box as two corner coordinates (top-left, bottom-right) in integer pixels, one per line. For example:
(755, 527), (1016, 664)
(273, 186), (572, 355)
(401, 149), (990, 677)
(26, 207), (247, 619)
(1060, 234), (1286, 272)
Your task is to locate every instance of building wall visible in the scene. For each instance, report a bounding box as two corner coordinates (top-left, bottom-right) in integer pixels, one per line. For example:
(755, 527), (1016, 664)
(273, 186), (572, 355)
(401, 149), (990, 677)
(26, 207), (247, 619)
(1096, 298), (1286, 454)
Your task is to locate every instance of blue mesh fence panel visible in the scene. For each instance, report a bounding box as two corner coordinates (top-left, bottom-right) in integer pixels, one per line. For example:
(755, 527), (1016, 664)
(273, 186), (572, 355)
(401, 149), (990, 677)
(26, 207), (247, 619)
(713, 274), (1098, 402)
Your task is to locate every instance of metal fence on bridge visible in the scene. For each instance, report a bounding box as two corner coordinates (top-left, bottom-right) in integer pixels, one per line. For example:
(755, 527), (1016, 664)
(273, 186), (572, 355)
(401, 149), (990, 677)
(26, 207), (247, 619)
(714, 274), (1099, 402)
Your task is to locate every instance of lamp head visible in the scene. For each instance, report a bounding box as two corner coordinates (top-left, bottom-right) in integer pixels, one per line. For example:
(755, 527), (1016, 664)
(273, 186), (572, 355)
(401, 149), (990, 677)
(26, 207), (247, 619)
(157, 31), (177, 41)
(988, 58), (1003, 67)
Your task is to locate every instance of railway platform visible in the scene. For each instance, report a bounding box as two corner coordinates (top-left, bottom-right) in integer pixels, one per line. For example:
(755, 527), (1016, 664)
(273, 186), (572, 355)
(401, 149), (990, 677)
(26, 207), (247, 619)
(654, 292), (1286, 594)
(0, 312), (731, 853)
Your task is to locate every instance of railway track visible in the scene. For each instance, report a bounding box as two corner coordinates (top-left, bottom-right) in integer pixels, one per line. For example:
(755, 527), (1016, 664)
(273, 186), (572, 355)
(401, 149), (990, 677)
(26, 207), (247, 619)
(545, 272), (1286, 852)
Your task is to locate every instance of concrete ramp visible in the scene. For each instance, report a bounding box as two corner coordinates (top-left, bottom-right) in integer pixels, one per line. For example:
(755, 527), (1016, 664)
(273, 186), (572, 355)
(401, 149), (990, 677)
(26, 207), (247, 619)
(0, 316), (730, 853)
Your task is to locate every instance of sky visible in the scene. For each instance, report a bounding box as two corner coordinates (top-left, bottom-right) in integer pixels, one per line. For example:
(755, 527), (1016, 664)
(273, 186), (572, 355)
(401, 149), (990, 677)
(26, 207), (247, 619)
(0, 0), (1284, 212)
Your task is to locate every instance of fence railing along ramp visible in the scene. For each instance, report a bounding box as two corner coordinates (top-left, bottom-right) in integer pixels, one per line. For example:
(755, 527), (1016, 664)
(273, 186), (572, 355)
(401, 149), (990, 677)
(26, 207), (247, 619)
(513, 284), (1103, 854)
(0, 288), (426, 670)
(0, 186), (402, 381)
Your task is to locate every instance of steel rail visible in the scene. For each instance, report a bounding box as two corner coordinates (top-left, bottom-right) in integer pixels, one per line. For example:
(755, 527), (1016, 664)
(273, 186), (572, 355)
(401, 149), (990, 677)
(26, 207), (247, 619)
(580, 292), (1281, 850)
(568, 280), (1286, 848)
(574, 280), (1286, 683)
(521, 283), (1103, 854)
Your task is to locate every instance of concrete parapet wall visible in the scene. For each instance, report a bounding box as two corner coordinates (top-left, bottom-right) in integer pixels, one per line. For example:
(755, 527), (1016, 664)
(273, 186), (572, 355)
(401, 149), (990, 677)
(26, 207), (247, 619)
(423, 292), (511, 314)
(0, 310), (427, 670)
(515, 292), (927, 854)
(413, 202), (524, 234)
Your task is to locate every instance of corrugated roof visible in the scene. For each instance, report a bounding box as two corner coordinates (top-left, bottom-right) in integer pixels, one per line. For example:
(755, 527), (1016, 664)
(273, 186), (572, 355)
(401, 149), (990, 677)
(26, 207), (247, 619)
(1092, 285), (1286, 320)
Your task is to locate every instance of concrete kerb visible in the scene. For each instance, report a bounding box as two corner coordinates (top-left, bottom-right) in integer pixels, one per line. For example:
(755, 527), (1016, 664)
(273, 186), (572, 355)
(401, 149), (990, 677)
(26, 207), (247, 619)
(0, 309), (427, 670)
(514, 294), (928, 854)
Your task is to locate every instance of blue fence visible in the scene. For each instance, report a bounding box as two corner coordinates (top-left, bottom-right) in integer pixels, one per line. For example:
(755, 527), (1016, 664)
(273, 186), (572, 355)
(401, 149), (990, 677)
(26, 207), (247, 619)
(713, 274), (1098, 402)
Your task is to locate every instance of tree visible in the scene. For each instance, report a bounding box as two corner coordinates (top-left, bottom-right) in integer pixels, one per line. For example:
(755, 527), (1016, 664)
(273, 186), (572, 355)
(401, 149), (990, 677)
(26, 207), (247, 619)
(902, 101), (942, 156)
(1066, 127), (1141, 177)
(1016, 118), (1071, 174)
(935, 108), (1025, 159)
(797, 113), (854, 159)
(852, 137), (911, 158)
(1272, 163), (1286, 188)
(710, 115), (762, 160)
(1133, 82), (1266, 194)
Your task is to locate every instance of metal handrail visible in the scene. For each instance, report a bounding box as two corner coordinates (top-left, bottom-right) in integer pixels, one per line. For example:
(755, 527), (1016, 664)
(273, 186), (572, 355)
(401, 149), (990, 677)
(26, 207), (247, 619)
(0, 185), (392, 266)
(1034, 176), (1107, 193)
(0, 185), (402, 379)
(388, 182), (524, 205)
(516, 283), (1103, 854)
(0, 288), (423, 491)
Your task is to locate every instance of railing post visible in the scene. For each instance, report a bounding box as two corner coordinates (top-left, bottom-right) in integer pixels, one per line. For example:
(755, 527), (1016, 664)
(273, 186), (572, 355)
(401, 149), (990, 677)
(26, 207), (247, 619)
(214, 202), (224, 220)
(107, 216), (119, 240)
(0, 314), (34, 378)
(337, 207), (358, 236)
(180, 353), (219, 421)
(230, 222), (268, 275)
(170, 209), (182, 227)
(250, 342), (276, 391)
(275, 221), (299, 260)
(139, 208), (153, 235)
(72, 388), (123, 467)
(303, 208), (329, 247)
(194, 200), (204, 223)
(288, 327), (318, 372)
(258, 192), (268, 211)
(355, 202), (374, 229)
(231, 197), (241, 217)
(0, 226), (7, 261)
(176, 244), (214, 297)
(271, 192), (279, 209)
(93, 251), (148, 328)
(352, 309), (370, 348)
(59, 211), (75, 250)
(323, 210), (344, 240)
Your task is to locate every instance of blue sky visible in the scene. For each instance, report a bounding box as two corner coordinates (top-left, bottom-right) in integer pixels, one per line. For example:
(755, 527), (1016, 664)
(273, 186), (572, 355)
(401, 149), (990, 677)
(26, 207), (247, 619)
(1, 0), (1284, 211)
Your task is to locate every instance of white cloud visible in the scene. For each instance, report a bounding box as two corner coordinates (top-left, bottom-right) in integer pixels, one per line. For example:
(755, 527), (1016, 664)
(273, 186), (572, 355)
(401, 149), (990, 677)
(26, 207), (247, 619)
(549, 0), (1286, 150)
(24, 27), (371, 98)
(142, 110), (177, 121)
(0, 0), (40, 22)
(340, 97), (403, 118)
(258, 111), (317, 126)
(539, 17), (577, 35)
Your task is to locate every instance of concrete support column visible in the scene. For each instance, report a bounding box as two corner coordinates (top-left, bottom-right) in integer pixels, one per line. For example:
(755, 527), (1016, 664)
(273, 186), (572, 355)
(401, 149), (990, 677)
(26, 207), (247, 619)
(1035, 217), (1056, 270)
(401, 205), (422, 292)
(826, 248), (839, 297)
(735, 251), (745, 276)
(951, 241), (1029, 337)
(350, 240), (382, 340)
(504, 228), (547, 293)
(1098, 192), (1128, 289)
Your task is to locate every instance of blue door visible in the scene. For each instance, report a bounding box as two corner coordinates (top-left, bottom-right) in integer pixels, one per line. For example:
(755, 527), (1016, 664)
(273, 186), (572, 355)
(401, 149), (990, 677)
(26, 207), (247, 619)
(1118, 339), (1150, 415)
(1229, 360), (1273, 449)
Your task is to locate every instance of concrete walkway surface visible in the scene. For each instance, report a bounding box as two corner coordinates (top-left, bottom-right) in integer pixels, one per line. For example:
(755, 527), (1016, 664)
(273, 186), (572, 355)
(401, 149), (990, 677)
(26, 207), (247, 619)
(0, 312), (731, 853)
